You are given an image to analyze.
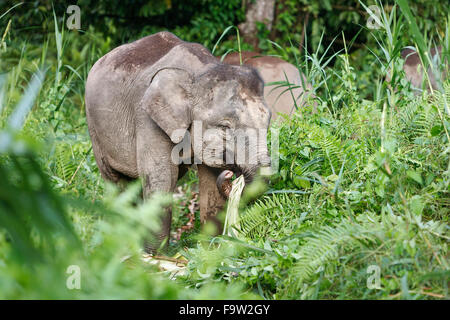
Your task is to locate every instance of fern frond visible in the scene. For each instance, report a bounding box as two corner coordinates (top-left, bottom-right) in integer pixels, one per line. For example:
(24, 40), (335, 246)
(239, 194), (302, 240)
(53, 142), (77, 182)
(291, 216), (381, 287)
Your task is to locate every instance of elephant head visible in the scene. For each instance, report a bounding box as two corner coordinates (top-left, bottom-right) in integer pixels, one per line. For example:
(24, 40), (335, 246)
(147, 62), (272, 185)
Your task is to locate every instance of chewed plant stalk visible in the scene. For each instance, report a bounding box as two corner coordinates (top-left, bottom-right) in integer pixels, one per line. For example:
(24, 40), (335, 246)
(224, 175), (245, 238)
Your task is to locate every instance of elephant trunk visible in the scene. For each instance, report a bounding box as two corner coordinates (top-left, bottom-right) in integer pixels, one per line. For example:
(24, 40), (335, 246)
(217, 144), (271, 198)
(242, 140), (271, 182)
(216, 170), (234, 198)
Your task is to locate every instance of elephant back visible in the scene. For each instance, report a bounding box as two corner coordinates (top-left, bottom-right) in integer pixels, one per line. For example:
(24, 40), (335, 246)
(92, 31), (182, 73)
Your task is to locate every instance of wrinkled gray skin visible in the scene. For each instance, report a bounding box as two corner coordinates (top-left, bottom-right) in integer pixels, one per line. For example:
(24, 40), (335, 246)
(85, 32), (271, 252)
(223, 51), (314, 120)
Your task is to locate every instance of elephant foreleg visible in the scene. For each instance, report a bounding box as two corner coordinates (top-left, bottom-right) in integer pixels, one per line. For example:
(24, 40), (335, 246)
(136, 115), (178, 253)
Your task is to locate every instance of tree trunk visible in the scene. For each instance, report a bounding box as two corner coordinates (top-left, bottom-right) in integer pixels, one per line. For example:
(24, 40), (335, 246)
(239, 0), (275, 51)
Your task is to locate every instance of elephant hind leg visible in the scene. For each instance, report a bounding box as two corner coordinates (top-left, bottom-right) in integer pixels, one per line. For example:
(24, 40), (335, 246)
(89, 131), (133, 188)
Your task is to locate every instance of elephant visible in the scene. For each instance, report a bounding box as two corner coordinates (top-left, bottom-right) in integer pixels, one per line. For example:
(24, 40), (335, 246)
(399, 46), (447, 92)
(85, 32), (271, 252)
(222, 51), (314, 120)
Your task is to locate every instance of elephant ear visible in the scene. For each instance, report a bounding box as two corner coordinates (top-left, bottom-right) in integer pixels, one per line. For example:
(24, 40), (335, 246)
(141, 68), (194, 144)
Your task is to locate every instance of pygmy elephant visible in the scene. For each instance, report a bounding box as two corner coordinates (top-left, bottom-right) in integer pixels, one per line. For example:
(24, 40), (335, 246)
(222, 51), (314, 120)
(397, 46), (447, 92)
(85, 32), (271, 252)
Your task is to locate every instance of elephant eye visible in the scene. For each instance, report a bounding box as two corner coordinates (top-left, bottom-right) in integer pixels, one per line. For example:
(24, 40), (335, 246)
(218, 121), (232, 129)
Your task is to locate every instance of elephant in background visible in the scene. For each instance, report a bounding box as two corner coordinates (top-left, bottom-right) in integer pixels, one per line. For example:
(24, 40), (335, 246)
(394, 46), (447, 92)
(85, 32), (271, 252)
(222, 51), (314, 120)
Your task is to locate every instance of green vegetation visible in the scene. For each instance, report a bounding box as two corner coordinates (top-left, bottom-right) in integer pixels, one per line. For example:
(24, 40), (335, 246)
(0, 1), (448, 299)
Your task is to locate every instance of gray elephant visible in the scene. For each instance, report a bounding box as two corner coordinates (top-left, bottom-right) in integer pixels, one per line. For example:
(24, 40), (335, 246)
(396, 46), (447, 92)
(222, 51), (314, 120)
(85, 32), (271, 252)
